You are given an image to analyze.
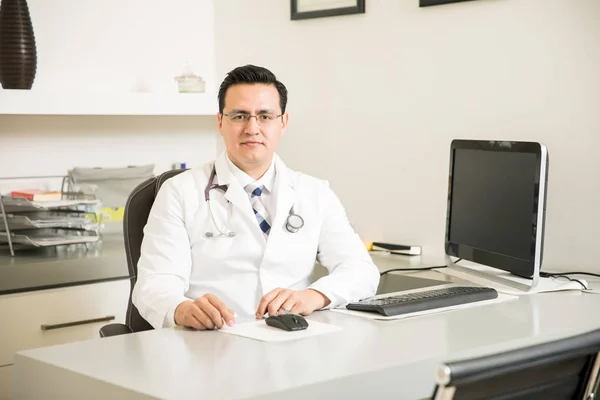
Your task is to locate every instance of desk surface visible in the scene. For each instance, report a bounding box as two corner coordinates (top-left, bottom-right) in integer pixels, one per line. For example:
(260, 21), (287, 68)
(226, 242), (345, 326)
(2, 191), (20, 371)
(13, 255), (600, 400)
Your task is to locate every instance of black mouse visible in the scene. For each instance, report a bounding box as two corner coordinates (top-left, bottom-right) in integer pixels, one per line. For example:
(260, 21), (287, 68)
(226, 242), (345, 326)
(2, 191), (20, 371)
(265, 313), (309, 331)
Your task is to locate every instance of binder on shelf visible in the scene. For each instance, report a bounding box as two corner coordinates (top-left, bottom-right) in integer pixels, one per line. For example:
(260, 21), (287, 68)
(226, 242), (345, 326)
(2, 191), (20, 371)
(371, 242), (422, 256)
(11, 189), (62, 201)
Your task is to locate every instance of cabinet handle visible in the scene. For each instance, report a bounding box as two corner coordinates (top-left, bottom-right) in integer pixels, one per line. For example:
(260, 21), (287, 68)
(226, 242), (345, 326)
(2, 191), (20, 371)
(41, 315), (115, 331)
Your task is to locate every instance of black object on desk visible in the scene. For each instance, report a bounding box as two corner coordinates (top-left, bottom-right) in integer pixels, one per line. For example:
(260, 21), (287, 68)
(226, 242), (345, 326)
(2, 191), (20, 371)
(265, 314), (309, 331)
(346, 286), (498, 317)
(372, 242), (422, 256)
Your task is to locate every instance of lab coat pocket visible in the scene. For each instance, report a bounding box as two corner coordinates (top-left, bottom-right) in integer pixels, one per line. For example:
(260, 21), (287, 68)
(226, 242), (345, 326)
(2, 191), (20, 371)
(268, 221), (320, 281)
(188, 205), (235, 257)
(197, 233), (235, 258)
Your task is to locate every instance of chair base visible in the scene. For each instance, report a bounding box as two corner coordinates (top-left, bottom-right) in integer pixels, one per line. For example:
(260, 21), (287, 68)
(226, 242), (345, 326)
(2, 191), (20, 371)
(99, 323), (133, 338)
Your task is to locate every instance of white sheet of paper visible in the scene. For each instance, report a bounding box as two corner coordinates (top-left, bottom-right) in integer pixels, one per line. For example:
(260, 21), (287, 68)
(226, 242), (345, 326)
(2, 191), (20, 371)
(331, 292), (518, 320)
(218, 319), (342, 342)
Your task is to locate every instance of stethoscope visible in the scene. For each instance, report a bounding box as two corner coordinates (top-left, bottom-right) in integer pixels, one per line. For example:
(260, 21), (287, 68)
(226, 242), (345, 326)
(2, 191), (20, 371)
(204, 165), (304, 238)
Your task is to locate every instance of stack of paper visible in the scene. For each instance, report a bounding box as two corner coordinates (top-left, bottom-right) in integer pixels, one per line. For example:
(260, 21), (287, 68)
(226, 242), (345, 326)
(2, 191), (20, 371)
(0, 196), (100, 213)
(0, 213), (98, 231)
(218, 319), (342, 342)
(0, 231), (100, 247)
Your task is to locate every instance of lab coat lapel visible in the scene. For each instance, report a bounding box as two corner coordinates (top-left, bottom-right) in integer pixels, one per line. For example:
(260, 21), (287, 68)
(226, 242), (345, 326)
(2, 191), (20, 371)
(260, 156), (296, 285)
(213, 153), (258, 231)
(270, 156), (295, 239)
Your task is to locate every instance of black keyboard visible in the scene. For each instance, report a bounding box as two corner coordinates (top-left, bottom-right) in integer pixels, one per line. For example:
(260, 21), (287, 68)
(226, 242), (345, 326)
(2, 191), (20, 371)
(346, 286), (498, 317)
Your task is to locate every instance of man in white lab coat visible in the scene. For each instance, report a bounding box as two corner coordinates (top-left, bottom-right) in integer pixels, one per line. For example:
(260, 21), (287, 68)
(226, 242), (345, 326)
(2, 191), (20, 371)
(133, 65), (380, 330)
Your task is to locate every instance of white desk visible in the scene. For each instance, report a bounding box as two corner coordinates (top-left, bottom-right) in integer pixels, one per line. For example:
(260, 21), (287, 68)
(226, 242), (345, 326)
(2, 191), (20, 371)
(12, 255), (600, 400)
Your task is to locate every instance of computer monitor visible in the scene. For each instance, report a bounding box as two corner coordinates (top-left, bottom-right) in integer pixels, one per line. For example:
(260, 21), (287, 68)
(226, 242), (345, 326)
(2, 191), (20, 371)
(444, 140), (548, 291)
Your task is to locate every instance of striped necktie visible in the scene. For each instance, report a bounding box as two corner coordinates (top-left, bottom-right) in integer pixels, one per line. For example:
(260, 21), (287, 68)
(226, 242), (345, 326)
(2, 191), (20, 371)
(245, 183), (271, 236)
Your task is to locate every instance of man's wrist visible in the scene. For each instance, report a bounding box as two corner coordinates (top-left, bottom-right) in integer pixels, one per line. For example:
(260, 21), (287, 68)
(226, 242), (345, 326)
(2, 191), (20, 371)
(305, 289), (331, 309)
(174, 300), (193, 326)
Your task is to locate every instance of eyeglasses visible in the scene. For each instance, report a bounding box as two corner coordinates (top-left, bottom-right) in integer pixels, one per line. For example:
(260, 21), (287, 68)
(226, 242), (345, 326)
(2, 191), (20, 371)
(222, 112), (283, 126)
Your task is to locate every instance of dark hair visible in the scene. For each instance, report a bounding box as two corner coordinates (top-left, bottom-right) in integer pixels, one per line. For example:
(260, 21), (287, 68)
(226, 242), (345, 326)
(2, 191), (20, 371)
(217, 65), (288, 114)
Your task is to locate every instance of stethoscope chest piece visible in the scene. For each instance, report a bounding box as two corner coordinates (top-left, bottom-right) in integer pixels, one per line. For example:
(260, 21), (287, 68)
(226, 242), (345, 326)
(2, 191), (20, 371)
(286, 214), (304, 233)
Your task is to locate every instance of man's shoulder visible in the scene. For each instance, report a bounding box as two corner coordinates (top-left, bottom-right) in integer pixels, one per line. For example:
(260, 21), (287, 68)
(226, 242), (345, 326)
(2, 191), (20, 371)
(285, 167), (330, 192)
(159, 162), (210, 193)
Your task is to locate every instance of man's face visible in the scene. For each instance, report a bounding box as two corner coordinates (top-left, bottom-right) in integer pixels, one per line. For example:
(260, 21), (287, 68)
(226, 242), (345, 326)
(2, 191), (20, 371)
(217, 83), (288, 171)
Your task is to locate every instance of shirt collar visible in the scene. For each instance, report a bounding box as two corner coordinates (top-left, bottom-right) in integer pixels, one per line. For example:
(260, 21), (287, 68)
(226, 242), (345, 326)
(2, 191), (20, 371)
(225, 153), (276, 193)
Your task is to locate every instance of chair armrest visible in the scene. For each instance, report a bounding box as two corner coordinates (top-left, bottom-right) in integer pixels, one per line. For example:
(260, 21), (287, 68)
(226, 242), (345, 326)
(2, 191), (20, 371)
(99, 323), (133, 338)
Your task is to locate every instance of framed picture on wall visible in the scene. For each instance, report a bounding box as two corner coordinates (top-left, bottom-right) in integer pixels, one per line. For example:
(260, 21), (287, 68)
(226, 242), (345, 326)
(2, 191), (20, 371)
(419, 0), (477, 6)
(291, 0), (366, 20)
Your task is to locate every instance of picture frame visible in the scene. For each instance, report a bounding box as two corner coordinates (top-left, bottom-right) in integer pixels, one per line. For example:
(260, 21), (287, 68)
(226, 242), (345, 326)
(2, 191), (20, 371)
(419, 0), (476, 7)
(291, 0), (365, 20)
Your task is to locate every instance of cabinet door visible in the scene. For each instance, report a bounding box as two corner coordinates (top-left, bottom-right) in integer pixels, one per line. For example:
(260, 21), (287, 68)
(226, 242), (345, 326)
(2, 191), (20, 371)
(0, 279), (129, 366)
(0, 365), (11, 400)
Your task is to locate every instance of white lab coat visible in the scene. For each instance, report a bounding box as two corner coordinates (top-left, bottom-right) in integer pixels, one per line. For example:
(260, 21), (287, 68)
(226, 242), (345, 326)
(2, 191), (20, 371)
(133, 152), (380, 329)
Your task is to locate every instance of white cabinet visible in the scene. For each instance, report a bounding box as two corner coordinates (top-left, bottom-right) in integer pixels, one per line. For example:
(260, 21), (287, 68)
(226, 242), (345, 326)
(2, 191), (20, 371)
(0, 365), (11, 400)
(0, 279), (129, 367)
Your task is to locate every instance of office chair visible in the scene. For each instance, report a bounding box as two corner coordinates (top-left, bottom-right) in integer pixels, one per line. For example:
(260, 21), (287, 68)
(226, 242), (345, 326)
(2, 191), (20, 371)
(99, 169), (187, 338)
(431, 328), (600, 400)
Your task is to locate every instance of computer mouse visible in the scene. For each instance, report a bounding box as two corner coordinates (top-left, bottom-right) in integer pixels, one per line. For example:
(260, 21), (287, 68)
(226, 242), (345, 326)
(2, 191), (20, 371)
(265, 313), (309, 331)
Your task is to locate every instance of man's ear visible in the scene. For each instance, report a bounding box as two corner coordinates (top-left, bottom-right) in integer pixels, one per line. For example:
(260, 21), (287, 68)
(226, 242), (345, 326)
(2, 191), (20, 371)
(217, 112), (224, 135)
(280, 113), (289, 135)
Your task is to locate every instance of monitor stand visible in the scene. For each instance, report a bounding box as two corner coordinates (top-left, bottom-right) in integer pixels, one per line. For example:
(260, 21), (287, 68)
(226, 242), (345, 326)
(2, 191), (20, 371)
(445, 255), (540, 292)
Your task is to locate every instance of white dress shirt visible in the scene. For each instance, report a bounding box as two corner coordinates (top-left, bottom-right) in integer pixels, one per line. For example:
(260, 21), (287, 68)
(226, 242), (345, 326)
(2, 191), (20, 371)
(225, 153), (277, 224)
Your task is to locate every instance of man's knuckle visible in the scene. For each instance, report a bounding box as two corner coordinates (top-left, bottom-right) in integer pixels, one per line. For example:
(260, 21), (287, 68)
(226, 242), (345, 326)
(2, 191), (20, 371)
(196, 298), (207, 307)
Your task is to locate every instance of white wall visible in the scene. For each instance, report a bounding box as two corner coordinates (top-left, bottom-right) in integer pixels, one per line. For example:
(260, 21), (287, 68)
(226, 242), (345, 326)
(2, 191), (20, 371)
(214, 0), (600, 272)
(0, 0), (220, 188)
(0, 116), (217, 178)
(26, 0), (216, 95)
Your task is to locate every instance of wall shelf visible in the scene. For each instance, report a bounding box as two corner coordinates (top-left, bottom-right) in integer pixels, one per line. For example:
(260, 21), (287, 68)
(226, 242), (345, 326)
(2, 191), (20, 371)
(0, 90), (218, 116)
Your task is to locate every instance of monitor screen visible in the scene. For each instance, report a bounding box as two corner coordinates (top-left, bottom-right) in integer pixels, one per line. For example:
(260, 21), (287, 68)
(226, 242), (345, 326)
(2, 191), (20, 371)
(445, 140), (548, 278)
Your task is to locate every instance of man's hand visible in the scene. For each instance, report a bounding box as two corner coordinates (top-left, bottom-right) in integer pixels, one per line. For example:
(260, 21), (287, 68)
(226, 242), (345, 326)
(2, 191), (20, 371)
(255, 288), (331, 319)
(174, 294), (235, 330)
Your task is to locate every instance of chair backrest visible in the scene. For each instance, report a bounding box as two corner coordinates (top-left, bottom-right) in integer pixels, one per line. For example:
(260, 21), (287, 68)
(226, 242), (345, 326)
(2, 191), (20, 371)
(123, 169), (187, 333)
(432, 328), (600, 400)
